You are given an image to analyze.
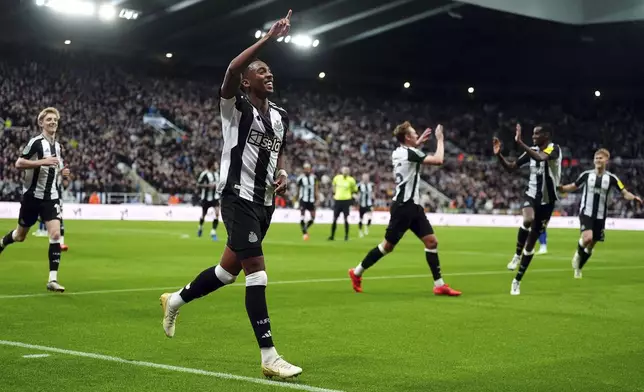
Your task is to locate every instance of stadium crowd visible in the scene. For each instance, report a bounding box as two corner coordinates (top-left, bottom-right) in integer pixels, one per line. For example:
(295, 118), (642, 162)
(1, 49), (642, 217)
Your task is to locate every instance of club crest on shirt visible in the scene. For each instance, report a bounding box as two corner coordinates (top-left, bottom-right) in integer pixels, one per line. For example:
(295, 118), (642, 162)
(272, 120), (284, 136)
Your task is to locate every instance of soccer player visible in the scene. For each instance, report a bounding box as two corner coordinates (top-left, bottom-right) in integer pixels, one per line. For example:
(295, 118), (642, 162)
(0, 107), (69, 292)
(196, 158), (220, 240)
(160, 10), (302, 379)
(348, 122), (461, 296)
(493, 123), (562, 295)
(558, 148), (642, 278)
(536, 230), (547, 255)
(357, 173), (374, 238)
(296, 163), (317, 240)
(328, 167), (357, 241)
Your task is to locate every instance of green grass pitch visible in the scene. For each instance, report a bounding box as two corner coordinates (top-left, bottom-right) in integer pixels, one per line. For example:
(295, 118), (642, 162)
(0, 219), (643, 392)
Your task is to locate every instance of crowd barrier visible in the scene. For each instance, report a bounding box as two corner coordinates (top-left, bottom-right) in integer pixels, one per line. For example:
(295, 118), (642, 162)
(0, 202), (643, 230)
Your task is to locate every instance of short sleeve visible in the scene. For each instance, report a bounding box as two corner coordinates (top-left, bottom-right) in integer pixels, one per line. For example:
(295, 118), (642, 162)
(516, 152), (530, 167)
(20, 139), (41, 159)
(219, 88), (245, 122)
(574, 172), (589, 188)
(197, 171), (207, 183)
(407, 148), (426, 163)
(543, 144), (560, 160)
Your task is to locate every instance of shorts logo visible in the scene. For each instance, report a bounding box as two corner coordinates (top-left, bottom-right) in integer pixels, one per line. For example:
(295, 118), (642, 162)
(581, 225), (586, 231)
(523, 201), (531, 207)
(248, 231), (258, 243)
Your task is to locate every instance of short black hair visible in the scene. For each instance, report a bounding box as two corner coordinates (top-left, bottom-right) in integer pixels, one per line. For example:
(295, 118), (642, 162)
(536, 123), (553, 138)
(207, 158), (216, 168)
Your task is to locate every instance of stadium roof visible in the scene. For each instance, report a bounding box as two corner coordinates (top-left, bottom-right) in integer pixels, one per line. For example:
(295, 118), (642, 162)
(2, 0), (644, 89)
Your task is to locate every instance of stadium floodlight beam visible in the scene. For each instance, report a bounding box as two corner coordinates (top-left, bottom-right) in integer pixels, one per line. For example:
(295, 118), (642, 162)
(594, 90), (601, 97)
(255, 30), (262, 39)
(404, 82), (411, 89)
(291, 35), (313, 48)
(98, 4), (117, 21)
(468, 86), (475, 94)
(318, 72), (326, 79)
(35, 0), (46, 6)
(46, 0), (96, 16)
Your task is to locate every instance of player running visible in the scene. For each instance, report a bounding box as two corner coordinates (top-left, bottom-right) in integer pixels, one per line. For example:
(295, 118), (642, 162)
(159, 10), (302, 379)
(349, 122), (461, 296)
(558, 148), (642, 278)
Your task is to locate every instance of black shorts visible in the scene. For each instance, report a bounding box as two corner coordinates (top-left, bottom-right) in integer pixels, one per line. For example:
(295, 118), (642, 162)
(18, 196), (61, 228)
(299, 201), (315, 213)
(359, 206), (372, 218)
(201, 199), (220, 215)
(385, 201), (434, 245)
(522, 197), (555, 234)
(333, 199), (352, 217)
(580, 215), (605, 242)
(220, 195), (274, 260)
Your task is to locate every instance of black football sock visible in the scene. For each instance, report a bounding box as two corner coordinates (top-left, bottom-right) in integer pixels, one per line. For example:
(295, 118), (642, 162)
(60, 219), (65, 236)
(49, 243), (61, 273)
(307, 219), (314, 229)
(300, 219), (307, 234)
(213, 219), (219, 230)
(367, 219), (372, 227)
(515, 249), (535, 282)
(358, 246), (385, 272)
(199, 217), (205, 228)
(179, 266), (226, 303)
(344, 221), (349, 239)
(330, 222), (337, 239)
(0, 230), (16, 249)
(579, 247), (592, 269)
(358, 221), (363, 231)
(245, 272), (274, 348)
(425, 249), (442, 281)
(516, 226), (530, 256)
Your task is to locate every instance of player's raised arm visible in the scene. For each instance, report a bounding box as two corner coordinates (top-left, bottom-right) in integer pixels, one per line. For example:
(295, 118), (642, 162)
(493, 137), (524, 173)
(614, 176), (643, 204)
(422, 125), (444, 166)
(220, 10), (291, 99)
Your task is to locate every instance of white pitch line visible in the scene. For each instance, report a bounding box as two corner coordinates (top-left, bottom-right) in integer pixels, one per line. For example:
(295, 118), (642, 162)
(22, 354), (50, 359)
(1, 265), (642, 300)
(0, 340), (343, 392)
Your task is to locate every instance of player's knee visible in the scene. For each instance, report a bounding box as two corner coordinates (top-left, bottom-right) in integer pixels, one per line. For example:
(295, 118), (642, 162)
(423, 236), (438, 250)
(581, 232), (593, 246)
(49, 231), (61, 242)
(245, 270), (267, 286)
(379, 241), (394, 254)
(215, 264), (237, 284)
(522, 219), (533, 229)
(14, 231), (26, 242)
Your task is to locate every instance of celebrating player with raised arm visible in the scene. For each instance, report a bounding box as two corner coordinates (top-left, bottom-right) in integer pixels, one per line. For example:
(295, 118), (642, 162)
(160, 10), (303, 379)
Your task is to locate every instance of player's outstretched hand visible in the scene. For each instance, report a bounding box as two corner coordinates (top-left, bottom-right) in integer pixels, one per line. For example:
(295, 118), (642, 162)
(634, 195), (643, 205)
(61, 166), (71, 177)
(514, 123), (522, 143)
(274, 172), (288, 195)
(416, 128), (432, 146)
(267, 9), (292, 39)
(492, 137), (502, 155)
(435, 124), (444, 141)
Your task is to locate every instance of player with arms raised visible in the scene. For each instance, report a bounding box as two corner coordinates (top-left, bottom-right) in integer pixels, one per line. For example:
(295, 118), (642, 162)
(558, 148), (642, 278)
(493, 123), (562, 295)
(0, 107), (70, 292)
(348, 122), (461, 296)
(159, 10), (302, 379)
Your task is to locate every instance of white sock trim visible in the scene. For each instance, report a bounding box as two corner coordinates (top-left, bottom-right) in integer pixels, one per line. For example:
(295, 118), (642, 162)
(579, 238), (585, 247)
(246, 270), (268, 287)
(48, 271), (58, 282)
(260, 346), (279, 364)
(49, 237), (61, 244)
(434, 278), (445, 287)
(215, 264), (236, 284)
(11, 230), (17, 241)
(424, 248), (438, 253)
(523, 248), (535, 256)
(354, 265), (365, 277)
(521, 225), (530, 231)
(377, 244), (390, 255)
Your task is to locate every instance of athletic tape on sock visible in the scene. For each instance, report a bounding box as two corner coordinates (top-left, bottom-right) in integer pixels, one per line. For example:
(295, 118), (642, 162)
(214, 264), (236, 284)
(49, 237), (61, 244)
(523, 248), (535, 256)
(424, 248), (438, 253)
(246, 270), (268, 287)
(377, 243), (390, 255)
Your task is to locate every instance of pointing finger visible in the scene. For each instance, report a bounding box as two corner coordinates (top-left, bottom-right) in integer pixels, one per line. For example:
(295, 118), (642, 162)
(285, 9), (292, 20)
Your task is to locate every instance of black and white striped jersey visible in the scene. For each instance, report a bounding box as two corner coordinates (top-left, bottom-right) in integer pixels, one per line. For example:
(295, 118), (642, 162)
(20, 134), (62, 200)
(297, 173), (316, 203)
(197, 170), (219, 202)
(219, 91), (288, 206)
(575, 170), (625, 220)
(516, 143), (562, 205)
(358, 182), (374, 208)
(392, 146), (426, 205)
